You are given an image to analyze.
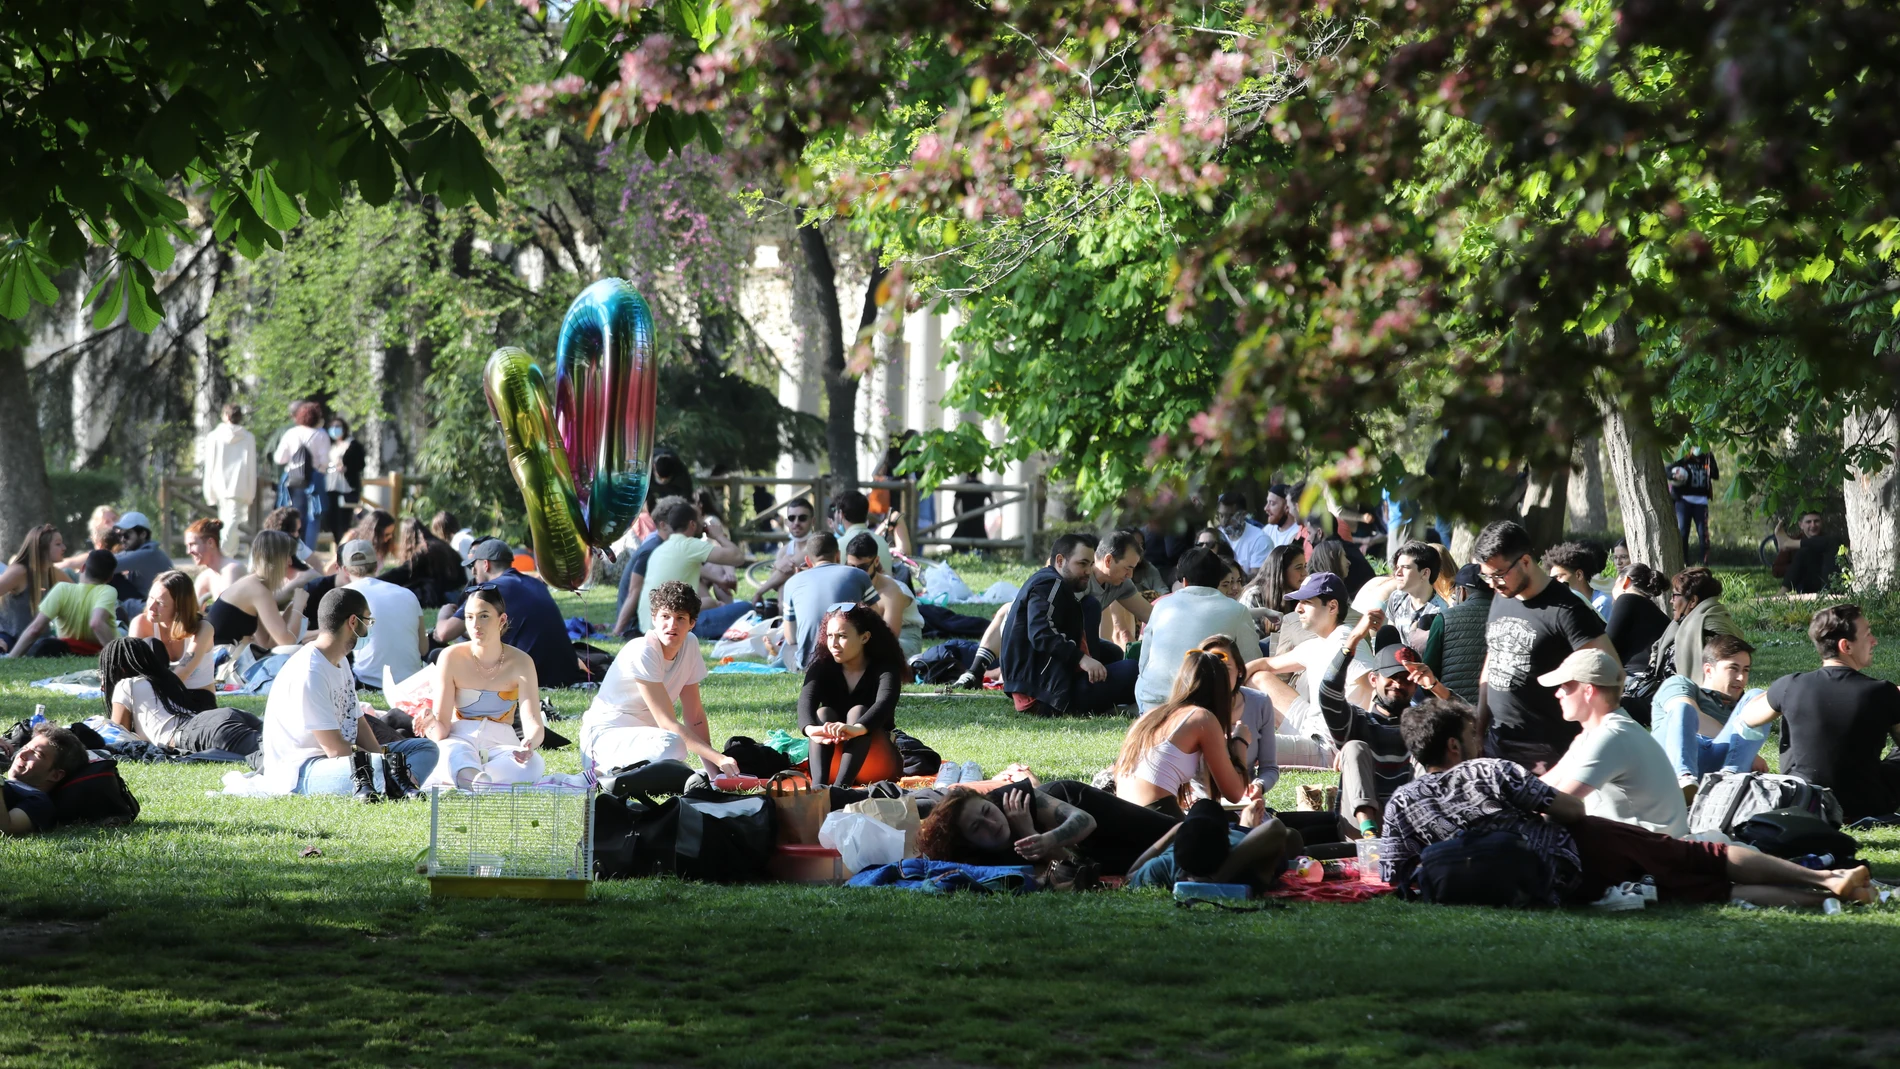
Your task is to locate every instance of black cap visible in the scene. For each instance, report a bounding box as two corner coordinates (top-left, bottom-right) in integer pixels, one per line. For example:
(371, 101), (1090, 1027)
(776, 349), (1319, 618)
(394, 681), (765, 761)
(462, 537), (514, 566)
(1173, 799), (1235, 879)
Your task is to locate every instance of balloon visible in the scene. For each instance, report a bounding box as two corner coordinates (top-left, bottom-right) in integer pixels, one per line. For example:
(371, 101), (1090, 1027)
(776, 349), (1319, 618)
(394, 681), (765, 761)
(483, 346), (590, 591)
(483, 280), (660, 592)
(554, 279), (657, 549)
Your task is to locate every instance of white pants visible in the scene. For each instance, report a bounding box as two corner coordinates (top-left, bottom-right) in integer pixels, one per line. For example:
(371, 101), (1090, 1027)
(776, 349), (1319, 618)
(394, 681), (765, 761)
(580, 723), (687, 775)
(215, 497), (251, 555)
(423, 719), (546, 789)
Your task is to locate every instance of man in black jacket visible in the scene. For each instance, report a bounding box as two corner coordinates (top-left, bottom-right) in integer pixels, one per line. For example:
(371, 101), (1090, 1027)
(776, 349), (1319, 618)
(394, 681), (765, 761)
(1321, 607), (1454, 835)
(1000, 533), (1138, 716)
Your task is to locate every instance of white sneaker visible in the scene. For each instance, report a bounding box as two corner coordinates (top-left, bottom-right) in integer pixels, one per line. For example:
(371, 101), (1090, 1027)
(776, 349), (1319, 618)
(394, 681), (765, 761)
(1590, 883), (1647, 911)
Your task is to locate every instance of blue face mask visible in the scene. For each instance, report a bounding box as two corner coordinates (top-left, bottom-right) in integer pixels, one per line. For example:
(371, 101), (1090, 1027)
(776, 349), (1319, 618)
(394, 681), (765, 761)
(327, 427), (344, 440)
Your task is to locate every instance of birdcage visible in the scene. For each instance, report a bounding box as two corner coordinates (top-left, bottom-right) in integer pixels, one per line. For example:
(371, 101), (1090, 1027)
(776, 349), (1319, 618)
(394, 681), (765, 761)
(425, 784), (595, 900)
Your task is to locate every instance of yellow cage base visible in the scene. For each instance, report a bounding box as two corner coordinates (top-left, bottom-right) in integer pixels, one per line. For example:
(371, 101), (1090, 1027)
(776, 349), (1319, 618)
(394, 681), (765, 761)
(429, 875), (592, 900)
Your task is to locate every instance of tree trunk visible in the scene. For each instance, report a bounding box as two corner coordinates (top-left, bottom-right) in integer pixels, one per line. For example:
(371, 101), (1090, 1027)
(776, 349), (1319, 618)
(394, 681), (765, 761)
(1566, 435), (1609, 533)
(0, 345), (55, 554)
(796, 224), (863, 488)
(1518, 462), (1570, 552)
(1447, 522), (1478, 570)
(1599, 392), (1684, 575)
(1842, 404), (1900, 589)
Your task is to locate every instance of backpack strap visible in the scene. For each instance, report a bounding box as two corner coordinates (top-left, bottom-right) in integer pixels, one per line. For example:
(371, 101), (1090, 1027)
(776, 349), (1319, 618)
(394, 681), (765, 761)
(1718, 773), (1752, 833)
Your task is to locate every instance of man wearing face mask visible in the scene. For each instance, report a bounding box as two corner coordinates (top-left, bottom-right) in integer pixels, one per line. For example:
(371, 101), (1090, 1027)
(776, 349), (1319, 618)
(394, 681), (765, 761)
(254, 587), (438, 801)
(1000, 532), (1138, 716)
(1319, 607), (1452, 835)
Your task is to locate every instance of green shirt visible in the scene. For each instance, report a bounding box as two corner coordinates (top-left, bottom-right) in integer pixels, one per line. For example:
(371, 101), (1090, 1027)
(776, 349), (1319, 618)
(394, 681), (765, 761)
(38, 581), (117, 640)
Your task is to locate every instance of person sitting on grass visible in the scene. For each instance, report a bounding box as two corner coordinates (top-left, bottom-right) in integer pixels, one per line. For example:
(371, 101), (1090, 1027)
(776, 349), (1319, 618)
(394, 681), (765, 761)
(1311, 607), (1443, 836)
(1124, 798), (1303, 893)
(1544, 540), (1613, 620)
(185, 517), (245, 603)
(846, 533), (923, 658)
(204, 530), (308, 652)
(799, 605), (906, 788)
(1113, 650), (1250, 817)
(1750, 604), (1900, 824)
(1002, 532), (1140, 716)
(101, 638), (263, 756)
(437, 537), (580, 689)
(779, 532), (877, 673)
(1650, 634), (1774, 803)
(917, 779), (1104, 871)
(1538, 649), (1690, 836)
(1383, 698), (1874, 908)
(3, 725), (88, 835)
(1246, 571), (1371, 768)
(0, 524), (71, 654)
(579, 581), (738, 777)
(1384, 540), (1449, 648)
(1194, 635), (1280, 804)
(1421, 563), (1494, 705)
(5, 550), (121, 660)
(418, 586), (547, 790)
(127, 570), (216, 708)
(254, 588), (437, 802)
(1134, 547), (1259, 711)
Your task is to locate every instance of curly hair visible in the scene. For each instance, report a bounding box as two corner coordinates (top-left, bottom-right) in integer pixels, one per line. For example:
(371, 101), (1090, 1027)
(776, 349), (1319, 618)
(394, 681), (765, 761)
(646, 579), (701, 622)
(809, 604), (905, 670)
(917, 788), (988, 862)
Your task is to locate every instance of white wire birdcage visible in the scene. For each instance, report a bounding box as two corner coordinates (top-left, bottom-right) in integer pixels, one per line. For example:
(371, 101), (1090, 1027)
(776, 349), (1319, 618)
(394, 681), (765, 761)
(426, 784), (595, 894)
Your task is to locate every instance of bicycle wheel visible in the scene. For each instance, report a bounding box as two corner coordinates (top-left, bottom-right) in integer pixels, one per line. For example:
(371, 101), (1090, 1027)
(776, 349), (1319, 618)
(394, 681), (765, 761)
(1758, 534), (1777, 568)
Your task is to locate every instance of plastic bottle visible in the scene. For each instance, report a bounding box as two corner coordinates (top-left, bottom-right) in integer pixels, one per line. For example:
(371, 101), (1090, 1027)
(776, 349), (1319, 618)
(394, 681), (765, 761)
(29, 704), (46, 727)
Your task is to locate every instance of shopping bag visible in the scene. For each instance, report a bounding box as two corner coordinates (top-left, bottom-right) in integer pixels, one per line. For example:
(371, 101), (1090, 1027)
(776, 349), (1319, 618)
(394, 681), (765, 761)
(819, 811), (906, 874)
(845, 795), (922, 858)
(767, 770), (827, 845)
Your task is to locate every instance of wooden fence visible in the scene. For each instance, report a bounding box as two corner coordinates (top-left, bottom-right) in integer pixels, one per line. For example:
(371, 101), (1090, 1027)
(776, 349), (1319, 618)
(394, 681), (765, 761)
(699, 474), (1044, 562)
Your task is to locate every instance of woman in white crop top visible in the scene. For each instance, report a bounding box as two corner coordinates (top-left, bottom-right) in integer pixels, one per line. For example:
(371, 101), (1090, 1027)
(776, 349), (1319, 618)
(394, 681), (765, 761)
(1114, 649), (1252, 817)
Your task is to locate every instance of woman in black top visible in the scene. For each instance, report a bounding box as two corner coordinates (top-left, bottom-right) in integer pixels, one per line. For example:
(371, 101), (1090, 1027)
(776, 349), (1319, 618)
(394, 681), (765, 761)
(798, 605), (905, 787)
(322, 417), (366, 543)
(1605, 562), (1670, 673)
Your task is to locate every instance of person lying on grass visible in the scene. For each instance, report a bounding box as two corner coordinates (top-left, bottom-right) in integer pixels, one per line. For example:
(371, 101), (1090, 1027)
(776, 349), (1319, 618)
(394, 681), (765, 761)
(1124, 798), (1303, 893)
(917, 779), (1099, 870)
(1383, 697), (1874, 908)
(3, 724), (88, 835)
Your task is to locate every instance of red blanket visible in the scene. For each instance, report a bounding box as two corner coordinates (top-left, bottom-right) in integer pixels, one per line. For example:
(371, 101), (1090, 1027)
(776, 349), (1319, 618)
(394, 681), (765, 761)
(1262, 876), (1394, 904)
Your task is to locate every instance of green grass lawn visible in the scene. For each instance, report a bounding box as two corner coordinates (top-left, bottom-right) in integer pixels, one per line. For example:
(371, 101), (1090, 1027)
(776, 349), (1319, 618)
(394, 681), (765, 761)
(4, 563), (1900, 1068)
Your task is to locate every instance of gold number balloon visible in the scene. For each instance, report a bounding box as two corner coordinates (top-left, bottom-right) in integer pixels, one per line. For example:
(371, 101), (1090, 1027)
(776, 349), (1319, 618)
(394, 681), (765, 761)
(483, 280), (658, 591)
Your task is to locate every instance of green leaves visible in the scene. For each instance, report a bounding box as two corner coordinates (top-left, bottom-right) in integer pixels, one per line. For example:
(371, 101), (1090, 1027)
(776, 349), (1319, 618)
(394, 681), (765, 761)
(0, 239), (59, 320)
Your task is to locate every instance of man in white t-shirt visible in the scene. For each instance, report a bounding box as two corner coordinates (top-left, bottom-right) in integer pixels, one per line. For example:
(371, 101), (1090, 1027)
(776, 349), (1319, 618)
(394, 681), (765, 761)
(255, 588), (438, 800)
(1215, 491), (1271, 575)
(1136, 547), (1260, 709)
(581, 580), (739, 776)
(335, 539), (426, 689)
(1248, 571), (1372, 767)
(1259, 484), (1303, 551)
(639, 499), (749, 637)
(1540, 648), (1689, 836)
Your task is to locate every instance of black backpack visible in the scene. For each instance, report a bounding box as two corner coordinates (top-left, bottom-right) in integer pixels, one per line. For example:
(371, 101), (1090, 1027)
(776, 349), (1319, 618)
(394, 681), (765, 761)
(1732, 807), (1859, 863)
(1399, 830), (1553, 907)
(722, 735), (792, 777)
(283, 440), (312, 491)
(594, 786), (776, 883)
(51, 759), (141, 826)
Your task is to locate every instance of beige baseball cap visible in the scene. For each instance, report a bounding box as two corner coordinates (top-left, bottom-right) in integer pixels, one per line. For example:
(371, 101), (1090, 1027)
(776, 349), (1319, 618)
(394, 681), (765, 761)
(1536, 648), (1624, 689)
(338, 539), (378, 569)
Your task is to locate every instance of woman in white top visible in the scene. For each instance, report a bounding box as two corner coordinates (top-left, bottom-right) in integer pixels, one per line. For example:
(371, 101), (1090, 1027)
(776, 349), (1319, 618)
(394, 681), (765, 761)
(129, 570), (217, 708)
(418, 586), (546, 789)
(272, 401), (331, 553)
(185, 517), (246, 603)
(1114, 650), (1250, 818)
(101, 637), (262, 755)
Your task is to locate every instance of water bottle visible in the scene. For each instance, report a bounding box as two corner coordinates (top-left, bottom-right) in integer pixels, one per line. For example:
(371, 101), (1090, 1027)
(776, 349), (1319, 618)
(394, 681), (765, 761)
(29, 704), (46, 727)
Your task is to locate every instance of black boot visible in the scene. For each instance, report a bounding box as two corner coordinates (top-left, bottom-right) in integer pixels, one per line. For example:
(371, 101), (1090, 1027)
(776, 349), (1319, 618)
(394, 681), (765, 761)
(383, 750), (421, 800)
(349, 751), (382, 804)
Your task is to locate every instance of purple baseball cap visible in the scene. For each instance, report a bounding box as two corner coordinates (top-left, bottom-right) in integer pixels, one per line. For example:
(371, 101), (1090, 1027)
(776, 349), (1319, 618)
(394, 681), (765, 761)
(1283, 571), (1346, 607)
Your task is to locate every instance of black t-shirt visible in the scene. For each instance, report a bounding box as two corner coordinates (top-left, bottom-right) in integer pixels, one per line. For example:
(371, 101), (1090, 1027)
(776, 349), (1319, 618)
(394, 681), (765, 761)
(1605, 593), (1670, 674)
(1769, 666), (1900, 821)
(1783, 536), (1843, 595)
(1482, 579), (1607, 750)
(3, 778), (55, 833)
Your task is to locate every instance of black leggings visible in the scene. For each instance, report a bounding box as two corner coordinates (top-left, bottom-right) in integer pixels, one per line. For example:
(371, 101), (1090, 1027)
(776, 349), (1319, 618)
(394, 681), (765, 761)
(172, 709), (264, 756)
(1040, 780), (1182, 877)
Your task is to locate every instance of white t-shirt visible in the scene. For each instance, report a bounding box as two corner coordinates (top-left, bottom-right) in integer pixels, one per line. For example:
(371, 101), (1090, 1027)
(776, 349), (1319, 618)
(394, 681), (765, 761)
(1548, 710), (1689, 836)
(258, 644), (361, 795)
(1261, 520), (1303, 551)
(1220, 524), (1272, 574)
(346, 576), (426, 688)
(1288, 630), (1373, 711)
(639, 534), (715, 632)
(582, 635), (710, 734)
(113, 678), (186, 748)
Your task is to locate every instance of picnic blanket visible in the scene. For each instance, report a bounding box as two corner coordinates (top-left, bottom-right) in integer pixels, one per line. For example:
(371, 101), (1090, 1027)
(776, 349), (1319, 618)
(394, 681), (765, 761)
(846, 858), (1039, 894)
(1262, 875), (1394, 904)
(711, 661), (788, 675)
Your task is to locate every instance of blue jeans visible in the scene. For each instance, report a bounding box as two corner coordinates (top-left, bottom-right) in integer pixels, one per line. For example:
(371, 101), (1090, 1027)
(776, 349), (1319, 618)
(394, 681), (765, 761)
(1674, 498), (1709, 565)
(692, 599), (754, 639)
(295, 738), (440, 795)
(1068, 658), (1140, 714)
(1651, 687), (1766, 784)
(277, 472), (327, 551)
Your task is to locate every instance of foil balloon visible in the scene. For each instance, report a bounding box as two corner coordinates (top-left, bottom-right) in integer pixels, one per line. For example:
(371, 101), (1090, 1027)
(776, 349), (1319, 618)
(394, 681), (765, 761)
(483, 347), (590, 591)
(483, 279), (658, 591)
(554, 278), (657, 549)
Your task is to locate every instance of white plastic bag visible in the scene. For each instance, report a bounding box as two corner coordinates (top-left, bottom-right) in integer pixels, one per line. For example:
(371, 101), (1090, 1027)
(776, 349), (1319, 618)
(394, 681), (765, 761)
(818, 811), (906, 874)
(922, 562), (975, 604)
(709, 612), (772, 661)
(975, 580), (1020, 604)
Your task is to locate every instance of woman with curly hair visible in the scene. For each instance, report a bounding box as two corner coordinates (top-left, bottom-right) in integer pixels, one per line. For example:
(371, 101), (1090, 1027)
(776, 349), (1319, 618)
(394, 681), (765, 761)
(798, 605), (907, 787)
